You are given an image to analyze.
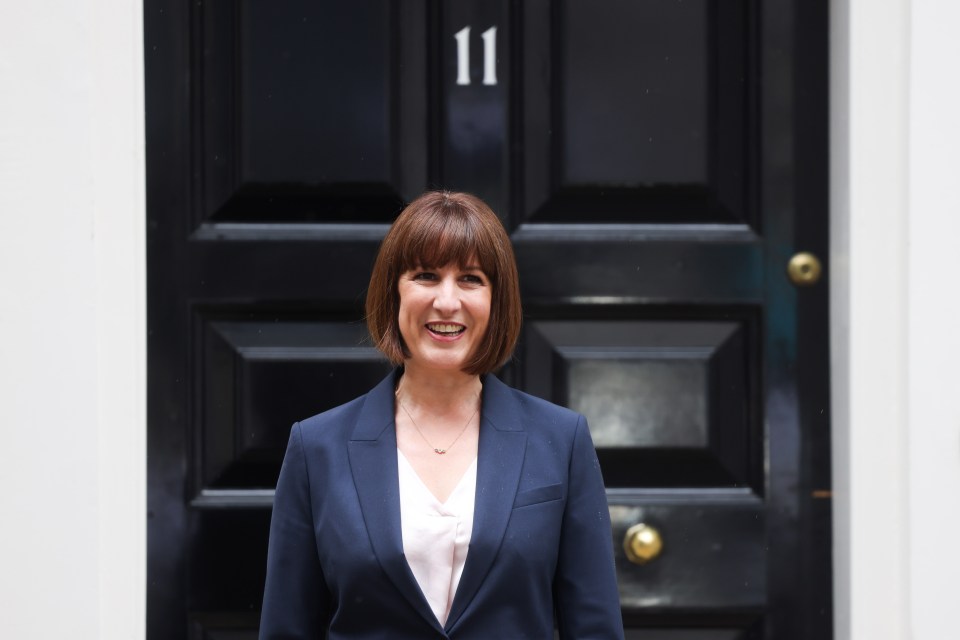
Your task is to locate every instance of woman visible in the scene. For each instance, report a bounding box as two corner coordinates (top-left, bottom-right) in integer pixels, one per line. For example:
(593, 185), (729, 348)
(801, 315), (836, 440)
(259, 191), (624, 639)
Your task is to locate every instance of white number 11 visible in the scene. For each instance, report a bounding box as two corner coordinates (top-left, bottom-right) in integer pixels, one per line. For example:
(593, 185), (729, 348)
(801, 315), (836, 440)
(455, 26), (498, 86)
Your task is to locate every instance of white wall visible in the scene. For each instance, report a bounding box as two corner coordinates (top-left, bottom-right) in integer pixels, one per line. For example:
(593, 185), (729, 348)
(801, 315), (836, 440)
(832, 0), (960, 638)
(905, 0), (960, 637)
(0, 2), (146, 640)
(830, 0), (909, 637)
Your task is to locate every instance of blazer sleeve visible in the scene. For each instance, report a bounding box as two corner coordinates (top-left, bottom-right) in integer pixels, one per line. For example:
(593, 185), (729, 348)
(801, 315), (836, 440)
(259, 423), (330, 640)
(554, 415), (625, 640)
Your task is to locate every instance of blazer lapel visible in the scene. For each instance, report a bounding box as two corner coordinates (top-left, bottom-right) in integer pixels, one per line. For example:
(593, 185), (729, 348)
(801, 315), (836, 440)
(347, 371), (444, 634)
(445, 374), (526, 632)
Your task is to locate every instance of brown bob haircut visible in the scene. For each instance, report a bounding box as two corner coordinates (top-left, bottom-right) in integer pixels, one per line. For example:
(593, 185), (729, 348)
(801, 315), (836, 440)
(366, 191), (522, 375)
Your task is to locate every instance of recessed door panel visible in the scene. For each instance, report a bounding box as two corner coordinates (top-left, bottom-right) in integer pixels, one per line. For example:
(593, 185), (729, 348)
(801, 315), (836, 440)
(197, 316), (392, 501)
(521, 0), (753, 225)
(570, 358), (709, 449)
(197, 0), (427, 223)
(525, 319), (759, 490)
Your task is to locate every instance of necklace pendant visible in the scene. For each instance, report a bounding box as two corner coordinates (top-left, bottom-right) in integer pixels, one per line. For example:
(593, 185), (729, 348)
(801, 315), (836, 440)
(396, 386), (480, 457)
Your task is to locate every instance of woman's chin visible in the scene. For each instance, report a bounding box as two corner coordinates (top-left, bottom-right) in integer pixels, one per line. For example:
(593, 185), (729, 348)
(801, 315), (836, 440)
(406, 353), (472, 374)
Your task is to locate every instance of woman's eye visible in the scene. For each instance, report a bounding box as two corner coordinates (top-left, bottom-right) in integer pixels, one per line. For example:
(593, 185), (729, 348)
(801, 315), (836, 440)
(461, 274), (485, 284)
(412, 272), (436, 281)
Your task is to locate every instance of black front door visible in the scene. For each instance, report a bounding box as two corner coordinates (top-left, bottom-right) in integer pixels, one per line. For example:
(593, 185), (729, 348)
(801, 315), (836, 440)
(146, 1), (831, 638)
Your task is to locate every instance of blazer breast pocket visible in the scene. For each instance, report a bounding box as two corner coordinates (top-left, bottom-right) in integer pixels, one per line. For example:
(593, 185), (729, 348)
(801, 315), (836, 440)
(513, 483), (564, 509)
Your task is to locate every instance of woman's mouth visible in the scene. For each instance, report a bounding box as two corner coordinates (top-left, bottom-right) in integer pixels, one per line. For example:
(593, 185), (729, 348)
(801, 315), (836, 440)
(426, 322), (466, 337)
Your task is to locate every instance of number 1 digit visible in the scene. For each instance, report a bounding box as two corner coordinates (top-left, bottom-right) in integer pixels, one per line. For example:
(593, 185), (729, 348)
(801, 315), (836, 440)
(481, 27), (497, 86)
(455, 26), (471, 86)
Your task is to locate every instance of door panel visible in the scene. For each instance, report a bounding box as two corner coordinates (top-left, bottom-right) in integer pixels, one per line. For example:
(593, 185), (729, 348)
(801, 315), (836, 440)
(521, 0), (752, 225)
(526, 319), (759, 489)
(195, 317), (392, 502)
(196, 0), (426, 224)
(146, 0), (831, 638)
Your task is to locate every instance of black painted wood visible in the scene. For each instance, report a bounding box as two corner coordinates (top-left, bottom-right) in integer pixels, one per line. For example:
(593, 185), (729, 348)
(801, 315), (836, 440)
(519, 0), (754, 227)
(146, 0), (831, 637)
(525, 319), (758, 489)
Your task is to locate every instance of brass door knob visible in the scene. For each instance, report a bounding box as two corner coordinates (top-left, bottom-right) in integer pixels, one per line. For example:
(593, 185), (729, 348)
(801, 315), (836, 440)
(623, 523), (663, 564)
(787, 252), (822, 286)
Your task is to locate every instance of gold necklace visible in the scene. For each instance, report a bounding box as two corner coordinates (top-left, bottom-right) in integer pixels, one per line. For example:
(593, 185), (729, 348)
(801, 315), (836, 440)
(395, 387), (480, 455)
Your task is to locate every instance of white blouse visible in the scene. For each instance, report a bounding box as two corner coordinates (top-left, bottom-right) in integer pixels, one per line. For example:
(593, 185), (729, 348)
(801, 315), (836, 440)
(397, 450), (477, 626)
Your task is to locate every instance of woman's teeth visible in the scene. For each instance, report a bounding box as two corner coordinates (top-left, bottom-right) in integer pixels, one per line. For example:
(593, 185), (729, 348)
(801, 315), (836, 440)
(427, 323), (465, 335)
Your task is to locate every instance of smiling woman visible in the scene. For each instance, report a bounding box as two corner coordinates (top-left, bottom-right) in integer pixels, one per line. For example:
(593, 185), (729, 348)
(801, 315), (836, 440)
(396, 262), (491, 377)
(365, 191), (521, 376)
(259, 191), (624, 639)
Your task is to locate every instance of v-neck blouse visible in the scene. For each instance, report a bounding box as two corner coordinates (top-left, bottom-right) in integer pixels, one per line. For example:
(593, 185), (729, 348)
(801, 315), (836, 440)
(397, 450), (477, 626)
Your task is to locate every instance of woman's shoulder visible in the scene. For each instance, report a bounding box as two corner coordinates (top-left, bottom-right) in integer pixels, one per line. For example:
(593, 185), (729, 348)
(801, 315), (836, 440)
(294, 370), (398, 445)
(515, 387), (582, 423)
(485, 375), (584, 436)
(299, 395), (365, 426)
(294, 393), (368, 446)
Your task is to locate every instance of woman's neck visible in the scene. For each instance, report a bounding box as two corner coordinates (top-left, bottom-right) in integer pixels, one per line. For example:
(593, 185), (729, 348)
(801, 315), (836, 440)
(396, 363), (482, 416)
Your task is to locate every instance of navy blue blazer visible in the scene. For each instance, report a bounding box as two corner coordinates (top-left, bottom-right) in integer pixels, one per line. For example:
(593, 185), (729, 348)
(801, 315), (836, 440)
(260, 370), (624, 639)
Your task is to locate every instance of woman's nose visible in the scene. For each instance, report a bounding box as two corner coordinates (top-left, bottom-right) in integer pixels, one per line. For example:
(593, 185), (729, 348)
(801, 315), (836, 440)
(432, 277), (461, 313)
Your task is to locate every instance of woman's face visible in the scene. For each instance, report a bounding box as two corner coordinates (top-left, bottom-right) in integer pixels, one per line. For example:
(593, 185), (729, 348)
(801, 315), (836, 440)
(397, 261), (492, 375)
